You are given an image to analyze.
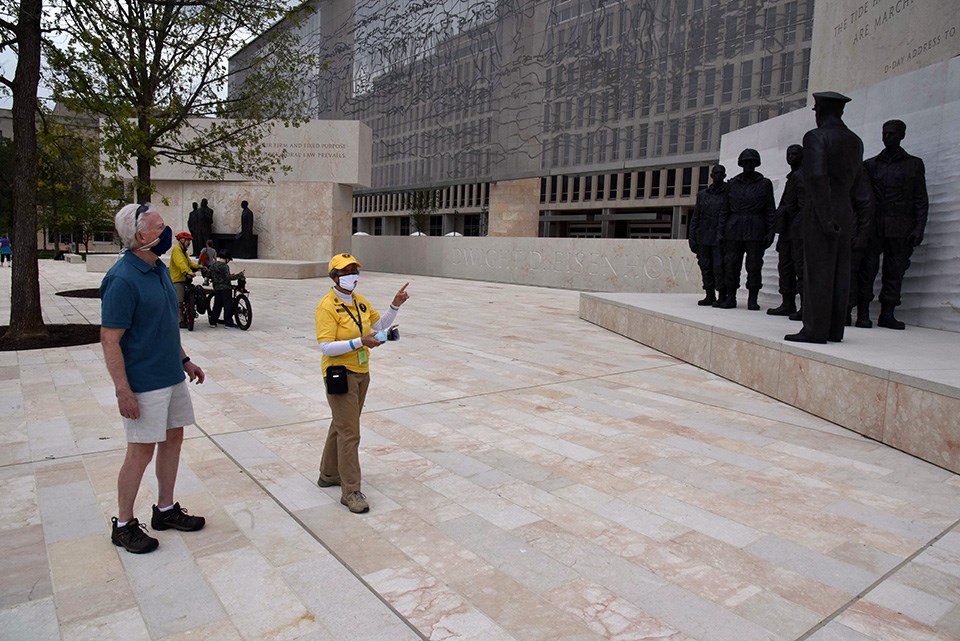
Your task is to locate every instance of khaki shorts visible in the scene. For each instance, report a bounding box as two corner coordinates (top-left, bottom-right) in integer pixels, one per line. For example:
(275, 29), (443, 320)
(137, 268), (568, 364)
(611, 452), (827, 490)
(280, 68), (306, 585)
(124, 381), (196, 443)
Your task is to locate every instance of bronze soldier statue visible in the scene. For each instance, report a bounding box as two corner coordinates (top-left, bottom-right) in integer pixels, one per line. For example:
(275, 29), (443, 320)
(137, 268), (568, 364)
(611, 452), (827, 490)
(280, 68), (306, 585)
(688, 165), (728, 306)
(786, 92), (873, 344)
(197, 198), (214, 255)
(236, 200), (256, 259)
(859, 119), (929, 329)
(187, 202), (200, 257)
(768, 145), (806, 320)
(717, 149), (776, 310)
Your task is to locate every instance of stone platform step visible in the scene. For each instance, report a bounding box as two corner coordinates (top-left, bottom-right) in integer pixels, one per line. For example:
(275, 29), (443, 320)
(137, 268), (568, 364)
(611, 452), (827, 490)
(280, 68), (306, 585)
(580, 292), (960, 474)
(86, 254), (326, 279)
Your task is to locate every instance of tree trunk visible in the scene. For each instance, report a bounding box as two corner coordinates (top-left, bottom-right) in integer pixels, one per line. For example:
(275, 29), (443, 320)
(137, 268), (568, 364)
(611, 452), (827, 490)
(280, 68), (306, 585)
(135, 128), (152, 203)
(8, 0), (45, 339)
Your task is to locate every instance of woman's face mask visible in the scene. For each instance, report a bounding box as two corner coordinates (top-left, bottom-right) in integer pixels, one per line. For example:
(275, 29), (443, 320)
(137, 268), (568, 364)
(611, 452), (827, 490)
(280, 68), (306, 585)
(338, 273), (359, 292)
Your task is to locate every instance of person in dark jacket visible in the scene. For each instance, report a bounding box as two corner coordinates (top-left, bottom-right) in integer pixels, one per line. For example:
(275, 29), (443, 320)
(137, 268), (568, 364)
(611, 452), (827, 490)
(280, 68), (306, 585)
(768, 144), (806, 319)
(786, 91), (873, 344)
(207, 251), (243, 328)
(858, 119), (929, 330)
(717, 148), (776, 310)
(688, 165), (728, 306)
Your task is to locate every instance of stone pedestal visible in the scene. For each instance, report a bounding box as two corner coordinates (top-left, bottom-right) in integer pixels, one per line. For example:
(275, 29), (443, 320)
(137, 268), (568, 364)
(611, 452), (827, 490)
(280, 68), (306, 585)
(488, 178), (540, 237)
(142, 120), (370, 261)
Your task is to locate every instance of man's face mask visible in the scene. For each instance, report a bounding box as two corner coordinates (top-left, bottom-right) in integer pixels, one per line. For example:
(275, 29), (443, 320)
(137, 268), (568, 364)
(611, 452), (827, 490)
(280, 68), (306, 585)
(338, 273), (359, 292)
(139, 226), (173, 255)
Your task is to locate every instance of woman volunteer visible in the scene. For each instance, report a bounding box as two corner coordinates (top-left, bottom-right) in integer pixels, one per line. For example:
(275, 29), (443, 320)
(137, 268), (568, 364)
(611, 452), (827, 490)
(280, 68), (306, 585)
(315, 253), (409, 513)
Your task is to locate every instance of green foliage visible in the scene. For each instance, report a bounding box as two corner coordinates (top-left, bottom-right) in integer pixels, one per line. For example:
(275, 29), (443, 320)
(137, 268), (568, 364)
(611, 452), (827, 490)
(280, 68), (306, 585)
(36, 113), (120, 250)
(45, 0), (318, 198)
(408, 189), (437, 235)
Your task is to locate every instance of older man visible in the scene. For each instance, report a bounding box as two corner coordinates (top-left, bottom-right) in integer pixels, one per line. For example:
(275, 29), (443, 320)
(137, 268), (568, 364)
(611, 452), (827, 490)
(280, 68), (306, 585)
(100, 203), (207, 554)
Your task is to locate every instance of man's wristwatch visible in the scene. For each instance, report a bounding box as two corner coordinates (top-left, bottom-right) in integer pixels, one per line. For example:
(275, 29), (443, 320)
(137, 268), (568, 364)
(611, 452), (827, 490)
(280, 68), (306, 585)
(182, 356), (191, 364)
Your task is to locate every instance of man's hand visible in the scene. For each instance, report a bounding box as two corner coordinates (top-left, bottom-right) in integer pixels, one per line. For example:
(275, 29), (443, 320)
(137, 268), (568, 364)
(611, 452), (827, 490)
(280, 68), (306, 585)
(908, 231), (924, 247)
(688, 240), (698, 253)
(361, 333), (384, 348)
(392, 282), (410, 308)
(185, 361), (205, 384)
(117, 388), (140, 420)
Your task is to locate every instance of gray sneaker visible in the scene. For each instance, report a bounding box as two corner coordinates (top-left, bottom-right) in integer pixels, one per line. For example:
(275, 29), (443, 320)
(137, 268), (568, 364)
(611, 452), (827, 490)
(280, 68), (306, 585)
(340, 491), (369, 513)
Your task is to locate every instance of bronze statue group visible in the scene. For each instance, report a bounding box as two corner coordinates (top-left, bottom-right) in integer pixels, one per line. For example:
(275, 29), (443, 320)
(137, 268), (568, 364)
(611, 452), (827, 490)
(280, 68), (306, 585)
(186, 199), (257, 259)
(688, 91), (928, 344)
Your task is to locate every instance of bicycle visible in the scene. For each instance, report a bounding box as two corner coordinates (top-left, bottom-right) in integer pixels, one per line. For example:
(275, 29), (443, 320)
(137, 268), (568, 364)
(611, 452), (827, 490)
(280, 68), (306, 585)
(204, 273), (253, 330)
(179, 272), (208, 332)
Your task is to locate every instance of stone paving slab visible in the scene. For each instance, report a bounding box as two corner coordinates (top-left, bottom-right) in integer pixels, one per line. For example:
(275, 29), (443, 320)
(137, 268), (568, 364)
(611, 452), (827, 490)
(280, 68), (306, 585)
(1, 260), (959, 641)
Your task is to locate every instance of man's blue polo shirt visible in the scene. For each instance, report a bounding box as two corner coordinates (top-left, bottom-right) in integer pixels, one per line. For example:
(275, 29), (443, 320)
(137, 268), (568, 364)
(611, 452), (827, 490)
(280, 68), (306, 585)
(100, 252), (185, 393)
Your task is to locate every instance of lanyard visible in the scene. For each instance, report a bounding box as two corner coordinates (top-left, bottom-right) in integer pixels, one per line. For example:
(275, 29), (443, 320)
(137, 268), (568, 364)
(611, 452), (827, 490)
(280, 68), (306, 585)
(340, 302), (362, 335)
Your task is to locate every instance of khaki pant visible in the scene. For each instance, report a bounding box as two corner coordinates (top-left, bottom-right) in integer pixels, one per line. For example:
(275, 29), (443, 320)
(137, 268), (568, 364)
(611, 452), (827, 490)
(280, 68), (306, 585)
(320, 371), (370, 495)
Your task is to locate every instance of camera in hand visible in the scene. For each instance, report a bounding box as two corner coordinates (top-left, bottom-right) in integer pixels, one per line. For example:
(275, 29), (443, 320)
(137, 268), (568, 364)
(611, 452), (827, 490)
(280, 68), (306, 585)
(374, 325), (400, 342)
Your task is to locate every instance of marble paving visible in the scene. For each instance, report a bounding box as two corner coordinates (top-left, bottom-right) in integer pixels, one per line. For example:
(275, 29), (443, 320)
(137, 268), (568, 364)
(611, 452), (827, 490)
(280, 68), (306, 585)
(1, 260), (959, 641)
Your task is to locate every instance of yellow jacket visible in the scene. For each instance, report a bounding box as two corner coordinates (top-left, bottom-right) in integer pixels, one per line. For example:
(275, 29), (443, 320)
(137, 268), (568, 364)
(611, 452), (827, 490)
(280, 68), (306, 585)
(169, 244), (201, 283)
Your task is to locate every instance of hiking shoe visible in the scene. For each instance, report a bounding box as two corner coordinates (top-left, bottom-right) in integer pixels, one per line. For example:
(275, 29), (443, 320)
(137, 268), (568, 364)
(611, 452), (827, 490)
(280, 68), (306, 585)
(317, 473), (341, 488)
(111, 517), (159, 554)
(340, 491), (369, 513)
(151, 502), (206, 532)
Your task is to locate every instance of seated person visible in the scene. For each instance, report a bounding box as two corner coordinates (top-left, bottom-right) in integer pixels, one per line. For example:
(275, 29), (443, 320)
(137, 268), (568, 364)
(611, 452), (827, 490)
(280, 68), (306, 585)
(206, 251), (243, 328)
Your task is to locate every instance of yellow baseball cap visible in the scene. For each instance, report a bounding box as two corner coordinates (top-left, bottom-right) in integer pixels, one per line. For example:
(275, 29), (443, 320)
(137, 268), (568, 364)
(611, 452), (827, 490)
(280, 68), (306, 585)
(328, 253), (361, 272)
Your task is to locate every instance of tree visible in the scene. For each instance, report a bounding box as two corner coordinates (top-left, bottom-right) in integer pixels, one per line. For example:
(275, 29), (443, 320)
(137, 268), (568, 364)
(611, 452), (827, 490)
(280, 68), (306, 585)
(46, 0), (318, 202)
(0, 0), (44, 341)
(37, 113), (121, 253)
(408, 189), (437, 235)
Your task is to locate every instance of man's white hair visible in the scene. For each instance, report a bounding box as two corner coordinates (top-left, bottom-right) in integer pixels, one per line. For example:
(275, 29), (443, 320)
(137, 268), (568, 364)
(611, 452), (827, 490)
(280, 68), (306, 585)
(115, 203), (157, 249)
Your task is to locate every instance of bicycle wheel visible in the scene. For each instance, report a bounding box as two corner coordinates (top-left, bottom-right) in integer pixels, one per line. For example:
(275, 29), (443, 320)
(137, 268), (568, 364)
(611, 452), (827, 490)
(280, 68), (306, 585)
(234, 294), (252, 330)
(184, 292), (196, 331)
(194, 287), (209, 315)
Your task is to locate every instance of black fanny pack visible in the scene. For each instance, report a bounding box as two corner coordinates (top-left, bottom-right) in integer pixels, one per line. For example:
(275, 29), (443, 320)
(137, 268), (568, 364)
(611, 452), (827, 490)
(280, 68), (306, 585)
(325, 365), (348, 394)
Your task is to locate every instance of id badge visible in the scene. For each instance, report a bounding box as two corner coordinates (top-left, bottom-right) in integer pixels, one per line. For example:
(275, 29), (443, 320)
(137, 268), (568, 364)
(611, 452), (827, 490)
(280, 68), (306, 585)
(358, 349), (368, 366)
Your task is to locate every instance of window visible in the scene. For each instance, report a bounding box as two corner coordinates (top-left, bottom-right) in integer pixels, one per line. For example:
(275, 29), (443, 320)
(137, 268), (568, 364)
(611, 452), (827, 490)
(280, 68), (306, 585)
(700, 116), (713, 152)
(800, 49), (811, 92)
(597, 175), (605, 200)
(560, 176), (569, 201)
(722, 64), (734, 103)
(698, 166), (710, 192)
(572, 176), (581, 201)
(464, 214), (483, 236)
(609, 174), (618, 200)
(780, 51), (795, 94)
(637, 124), (648, 158)
(624, 126), (634, 160)
(739, 108), (752, 129)
(584, 176), (593, 201)
(740, 60), (753, 101)
(665, 169), (676, 197)
(684, 117), (696, 153)
(764, 6), (778, 48)
(650, 170), (661, 198)
(681, 167), (694, 196)
(374, 218), (383, 236)
(654, 121), (664, 156)
(668, 120), (679, 155)
(687, 71), (699, 109)
(704, 68), (717, 106)
(725, 15), (739, 57)
(635, 171), (645, 198)
(760, 56), (773, 97)
(549, 176), (558, 202)
(784, 1), (798, 44)
(429, 215), (443, 236)
(622, 173), (632, 198)
(400, 217), (410, 235)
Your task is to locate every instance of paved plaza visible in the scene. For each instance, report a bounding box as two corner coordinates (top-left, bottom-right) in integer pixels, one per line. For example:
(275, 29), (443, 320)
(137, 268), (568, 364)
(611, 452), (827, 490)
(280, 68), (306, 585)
(2, 260), (960, 641)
